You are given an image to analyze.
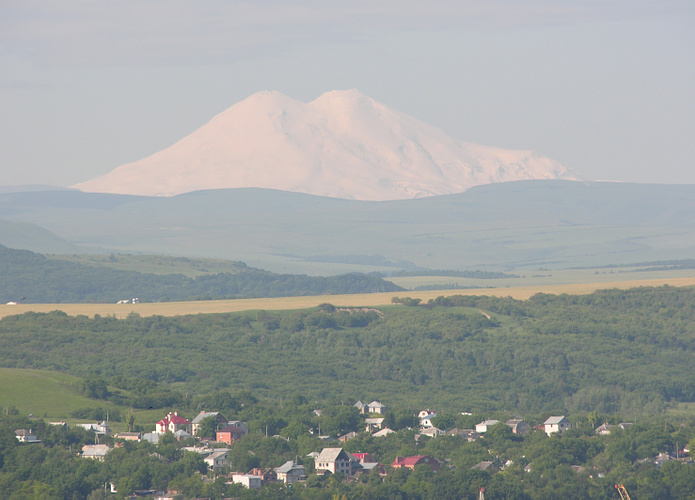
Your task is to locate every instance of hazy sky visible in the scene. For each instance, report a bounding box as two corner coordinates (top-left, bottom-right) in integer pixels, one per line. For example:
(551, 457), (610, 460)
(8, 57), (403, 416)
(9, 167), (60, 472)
(1, 1), (694, 188)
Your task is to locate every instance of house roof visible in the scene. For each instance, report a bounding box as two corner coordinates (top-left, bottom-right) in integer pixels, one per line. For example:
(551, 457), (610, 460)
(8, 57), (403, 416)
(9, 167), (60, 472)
(544, 416), (569, 425)
(219, 423), (247, 433)
(506, 419), (525, 426)
(191, 411), (225, 424)
(392, 455), (437, 467)
(368, 401), (385, 408)
(158, 412), (191, 425)
(478, 419), (500, 426)
(316, 447), (351, 463)
(365, 418), (385, 424)
(470, 461), (495, 470)
(81, 444), (110, 457)
(275, 460), (305, 473)
(372, 428), (394, 437)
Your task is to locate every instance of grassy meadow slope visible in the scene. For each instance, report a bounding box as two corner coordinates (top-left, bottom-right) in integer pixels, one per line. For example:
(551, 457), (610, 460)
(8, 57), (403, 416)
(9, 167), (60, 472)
(0, 368), (114, 419)
(1, 181), (694, 274)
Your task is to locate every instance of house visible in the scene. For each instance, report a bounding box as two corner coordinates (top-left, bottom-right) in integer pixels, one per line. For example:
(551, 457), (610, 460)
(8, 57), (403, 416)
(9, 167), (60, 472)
(230, 473), (262, 489)
(315, 448), (354, 475)
(274, 461), (306, 484)
(354, 401), (369, 414)
(471, 461), (498, 472)
(391, 455), (440, 472)
(595, 423), (615, 435)
(81, 444), (110, 460)
(654, 452), (673, 467)
(506, 419), (530, 436)
(418, 410), (437, 428)
(75, 421), (112, 436)
(115, 432), (141, 441)
(249, 468), (277, 485)
(365, 418), (385, 433)
(191, 411), (228, 436)
(142, 432), (160, 444)
(15, 429), (40, 443)
(339, 431), (358, 442)
(359, 462), (386, 475)
(351, 452), (375, 463)
(368, 401), (386, 414)
(543, 416), (571, 435)
(204, 450), (228, 470)
(475, 420), (500, 433)
(155, 412), (192, 435)
(418, 427), (444, 438)
(216, 421), (249, 444)
(173, 429), (192, 440)
(447, 428), (480, 441)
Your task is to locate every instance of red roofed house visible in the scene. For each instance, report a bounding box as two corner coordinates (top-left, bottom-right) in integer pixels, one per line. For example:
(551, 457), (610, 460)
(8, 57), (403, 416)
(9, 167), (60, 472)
(156, 412), (192, 435)
(391, 455), (440, 472)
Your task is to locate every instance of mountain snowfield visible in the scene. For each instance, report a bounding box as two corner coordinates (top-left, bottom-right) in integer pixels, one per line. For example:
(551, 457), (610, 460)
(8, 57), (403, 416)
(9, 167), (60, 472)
(73, 90), (578, 200)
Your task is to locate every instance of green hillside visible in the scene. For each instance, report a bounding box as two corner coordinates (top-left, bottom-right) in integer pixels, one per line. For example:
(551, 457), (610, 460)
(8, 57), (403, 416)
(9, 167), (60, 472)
(1, 286), (694, 417)
(0, 368), (119, 419)
(1, 181), (695, 274)
(0, 245), (402, 303)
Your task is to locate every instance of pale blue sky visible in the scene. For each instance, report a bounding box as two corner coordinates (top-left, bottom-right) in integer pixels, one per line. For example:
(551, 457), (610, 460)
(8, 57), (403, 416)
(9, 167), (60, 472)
(1, 1), (694, 187)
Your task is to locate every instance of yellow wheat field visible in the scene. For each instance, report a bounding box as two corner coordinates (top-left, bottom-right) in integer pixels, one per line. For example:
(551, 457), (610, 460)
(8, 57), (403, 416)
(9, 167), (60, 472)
(2, 277), (695, 319)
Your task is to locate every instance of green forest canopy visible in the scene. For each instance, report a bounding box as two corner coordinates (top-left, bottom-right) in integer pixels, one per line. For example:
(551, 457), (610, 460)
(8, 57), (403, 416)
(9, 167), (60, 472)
(0, 285), (693, 417)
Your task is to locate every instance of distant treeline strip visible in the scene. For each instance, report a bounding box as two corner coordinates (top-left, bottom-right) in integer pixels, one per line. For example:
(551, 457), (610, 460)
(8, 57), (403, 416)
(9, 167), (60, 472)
(390, 269), (519, 279)
(0, 245), (403, 303)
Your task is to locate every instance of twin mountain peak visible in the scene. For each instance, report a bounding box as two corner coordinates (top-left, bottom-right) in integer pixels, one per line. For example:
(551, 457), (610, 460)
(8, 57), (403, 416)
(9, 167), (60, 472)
(72, 89), (577, 201)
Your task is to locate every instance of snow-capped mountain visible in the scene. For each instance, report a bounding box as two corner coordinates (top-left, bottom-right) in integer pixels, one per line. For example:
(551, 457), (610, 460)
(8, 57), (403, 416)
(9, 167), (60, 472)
(72, 89), (577, 200)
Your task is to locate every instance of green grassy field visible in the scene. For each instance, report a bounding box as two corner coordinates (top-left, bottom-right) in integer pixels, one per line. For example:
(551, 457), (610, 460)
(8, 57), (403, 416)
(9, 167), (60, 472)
(387, 266), (695, 290)
(46, 253), (248, 278)
(0, 367), (178, 430)
(0, 368), (113, 419)
(665, 402), (695, 419)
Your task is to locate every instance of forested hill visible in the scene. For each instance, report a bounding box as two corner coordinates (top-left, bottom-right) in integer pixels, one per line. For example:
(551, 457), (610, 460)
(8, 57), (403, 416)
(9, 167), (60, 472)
(0, 245), (402, 303)
(1, 286), (694, 416)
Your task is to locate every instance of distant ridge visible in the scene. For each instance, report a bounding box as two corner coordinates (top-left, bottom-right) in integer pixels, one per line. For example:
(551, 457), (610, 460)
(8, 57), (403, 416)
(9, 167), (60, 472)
(72, 90), (577, 200)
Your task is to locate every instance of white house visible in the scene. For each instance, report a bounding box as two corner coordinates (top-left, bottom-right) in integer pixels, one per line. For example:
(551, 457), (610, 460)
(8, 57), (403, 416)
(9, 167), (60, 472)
(353, 401), (369, 414)
(368, 401), (386, 414)
(191, 411), (228, 436)
(204, 450), (228, 470)
(544, 416), (572, 435)
(75, 421), (111, 436)
(365, 418), (385, 433)
(274, 461), (306, 484)
(81, 444), (110, 460)
(418, 410), (437, 428)
(231, 474), (262, 489)
(315, 448), (354, 475)
(475, 420), (500, 433)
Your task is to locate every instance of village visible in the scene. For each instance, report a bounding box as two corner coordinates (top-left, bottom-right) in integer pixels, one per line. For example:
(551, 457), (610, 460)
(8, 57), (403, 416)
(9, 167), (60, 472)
(14, 399), (692, 497)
